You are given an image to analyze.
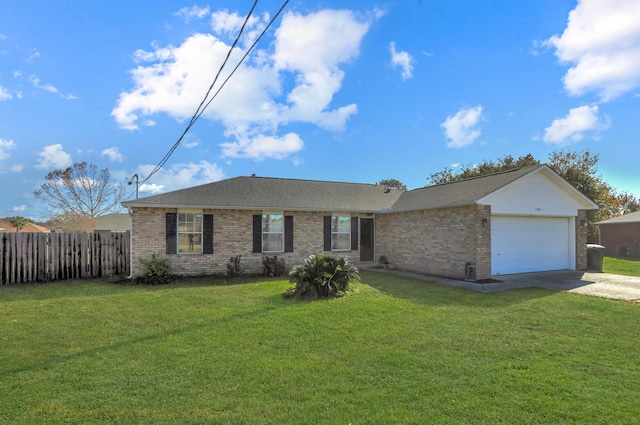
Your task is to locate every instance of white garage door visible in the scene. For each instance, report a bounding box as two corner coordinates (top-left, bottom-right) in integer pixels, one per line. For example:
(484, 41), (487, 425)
(491, 216), (571, 275)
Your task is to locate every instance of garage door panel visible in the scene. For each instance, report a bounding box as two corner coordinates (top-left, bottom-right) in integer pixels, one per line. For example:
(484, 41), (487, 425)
(492, 216), (570, 275)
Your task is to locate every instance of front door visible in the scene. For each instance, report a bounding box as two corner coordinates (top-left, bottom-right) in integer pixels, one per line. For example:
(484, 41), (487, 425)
(360, 218), (374, 261)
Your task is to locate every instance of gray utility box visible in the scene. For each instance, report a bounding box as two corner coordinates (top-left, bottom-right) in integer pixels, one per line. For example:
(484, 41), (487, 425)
(586, 244), (606, 272)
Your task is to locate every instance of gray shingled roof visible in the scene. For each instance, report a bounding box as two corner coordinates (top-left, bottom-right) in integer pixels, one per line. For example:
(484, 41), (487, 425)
(122, 176), (404, 212)
(122, 165), (582, 213)
(596, 210), (640, 225)
(391, 165), (541, 211)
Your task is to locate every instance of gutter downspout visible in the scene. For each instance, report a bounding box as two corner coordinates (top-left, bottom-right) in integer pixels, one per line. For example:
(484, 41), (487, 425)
(127, 207), (134, 280)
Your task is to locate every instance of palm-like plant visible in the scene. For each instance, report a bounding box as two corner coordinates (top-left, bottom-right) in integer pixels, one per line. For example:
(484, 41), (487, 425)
(9, 216), (29, 232)
(287, 254), (359, 300)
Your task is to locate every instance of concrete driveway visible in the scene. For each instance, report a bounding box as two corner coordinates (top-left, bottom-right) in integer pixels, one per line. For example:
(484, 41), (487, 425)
(493, 270), (640, 302)
(375, 268), (640, 302)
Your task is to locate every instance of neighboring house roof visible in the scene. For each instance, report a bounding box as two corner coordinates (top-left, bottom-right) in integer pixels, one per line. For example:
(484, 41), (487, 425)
(0, 219), (50, 232)
(122, 164), (598, 213)
(596, 210), (640, 225)
(93, 213), (132, 231)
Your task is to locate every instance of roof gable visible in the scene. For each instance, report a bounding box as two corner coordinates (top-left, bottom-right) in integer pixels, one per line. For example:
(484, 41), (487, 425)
(478, 166), (599, 214)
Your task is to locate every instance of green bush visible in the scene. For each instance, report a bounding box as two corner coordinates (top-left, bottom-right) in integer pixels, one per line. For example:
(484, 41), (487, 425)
(263, 255), (286, 277)
(137, 253), (174, 285)
(286, 254), (359, 300)
(226, 255), (244, 277)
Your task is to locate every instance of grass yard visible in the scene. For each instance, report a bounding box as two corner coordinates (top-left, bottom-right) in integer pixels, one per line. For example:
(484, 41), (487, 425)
(603, 256), (640, 277)
(1, 271), (640, 424)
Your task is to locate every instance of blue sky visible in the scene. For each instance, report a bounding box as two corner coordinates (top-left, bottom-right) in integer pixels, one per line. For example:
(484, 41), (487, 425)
(1, 0), (639, 220)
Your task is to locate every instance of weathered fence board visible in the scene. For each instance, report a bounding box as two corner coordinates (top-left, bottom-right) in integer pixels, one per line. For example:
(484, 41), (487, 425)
(0, 231), (130, 285)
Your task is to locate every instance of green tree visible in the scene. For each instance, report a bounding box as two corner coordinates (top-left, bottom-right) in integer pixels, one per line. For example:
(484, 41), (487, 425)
(8, 216), (29, 232)
(34, 162), (126, 219)
(376, 179), (407, 191)
(429, 154), (540, 184)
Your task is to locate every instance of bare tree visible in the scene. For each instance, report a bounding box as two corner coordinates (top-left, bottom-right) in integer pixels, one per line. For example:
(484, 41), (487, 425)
(34, 162), (126, 219)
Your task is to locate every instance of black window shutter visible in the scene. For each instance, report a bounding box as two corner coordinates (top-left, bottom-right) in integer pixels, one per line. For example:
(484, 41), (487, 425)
(351, 216), (359, 251)
(203, 214), (213, 254)
(284, 215), (293, 252)
(166, 213), (177, 255)
(323, 216), (331, 251)
(253, 215), (262, 253)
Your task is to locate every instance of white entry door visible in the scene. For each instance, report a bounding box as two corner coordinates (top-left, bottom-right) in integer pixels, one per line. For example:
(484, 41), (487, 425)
(491, 216), (571, 275)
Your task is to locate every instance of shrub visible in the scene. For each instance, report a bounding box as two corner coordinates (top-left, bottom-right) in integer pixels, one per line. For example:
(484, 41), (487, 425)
(263, 256), (286, 277)
(226, 255), (244, 277)
(286, 254), (359, 300)
(137, 253), (174, 285)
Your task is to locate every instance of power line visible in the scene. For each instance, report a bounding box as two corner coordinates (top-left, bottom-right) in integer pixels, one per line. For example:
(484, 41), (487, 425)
(194, 0), (290, 124)
(140, 0), (259, 185)
(138, 0), (290, 187)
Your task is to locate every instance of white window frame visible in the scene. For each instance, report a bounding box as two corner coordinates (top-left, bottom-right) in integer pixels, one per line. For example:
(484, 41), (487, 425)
(177, 210), (203, 254)
(331, 215), (351, 251)
(262, 212), (284, 253)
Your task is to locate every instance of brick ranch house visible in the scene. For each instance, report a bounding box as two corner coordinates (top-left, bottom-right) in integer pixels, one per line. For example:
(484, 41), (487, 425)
(122, 165), (598, 280)
(596, 210), (640, 258)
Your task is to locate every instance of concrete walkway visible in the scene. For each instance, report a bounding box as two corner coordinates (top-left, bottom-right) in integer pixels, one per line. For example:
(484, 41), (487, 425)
(367, 267), (640, 302)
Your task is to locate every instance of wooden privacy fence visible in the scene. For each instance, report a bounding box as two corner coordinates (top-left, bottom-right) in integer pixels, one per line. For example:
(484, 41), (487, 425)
(0, 231), (130, 285)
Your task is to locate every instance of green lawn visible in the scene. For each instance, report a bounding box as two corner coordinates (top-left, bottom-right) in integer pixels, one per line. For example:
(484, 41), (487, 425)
(2, 272), (640, 424)
(603, 256), (640, 277)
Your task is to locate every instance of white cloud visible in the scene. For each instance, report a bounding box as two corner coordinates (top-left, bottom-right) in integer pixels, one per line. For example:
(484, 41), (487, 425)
(36, 144), (72, 169)
(8, 205), (27, 212)
(101, 147), (124, 162)
(543, 105), (610, 144)
(272, 10), (369, 129)
(210, 10), (251, 36)
(390, 41), (414, 80)
(112, 8), (372, 161)
(0, 86), (13, 100)
(0, 138), (16, 161)
(220, 132), (304, 160)
(136, 160), (226, 194)
(175, 5), (210, 22)
(441, 105), (484, 148)
(372, 8), (386, 20)
(26, 49), (40, 62)
(29, 75), (58, 93)
(209, 10), (270, 48)
(10, 164), (23, 173)
(138, 183), (165, 194)
(27, 74), (76, 99)
(545, 0), (640, 101)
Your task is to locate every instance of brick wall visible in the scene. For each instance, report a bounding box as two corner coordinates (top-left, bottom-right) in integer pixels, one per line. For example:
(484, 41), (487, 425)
(375, 204), (489, 280)
(130, 208), (359, 277)
(474, 205), (492, 279)
(598, 222), (640, 258)
(575, 209), (588, 270)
